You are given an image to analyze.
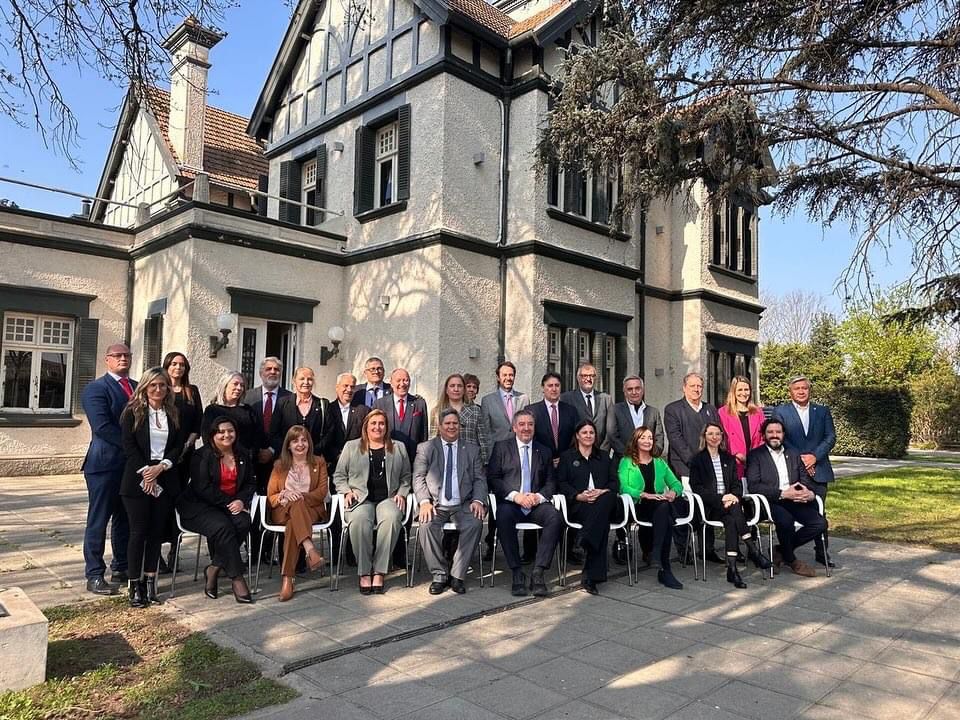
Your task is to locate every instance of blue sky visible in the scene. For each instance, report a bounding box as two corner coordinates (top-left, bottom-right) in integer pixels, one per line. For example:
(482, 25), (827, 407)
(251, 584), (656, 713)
(0, 3), (913, 309)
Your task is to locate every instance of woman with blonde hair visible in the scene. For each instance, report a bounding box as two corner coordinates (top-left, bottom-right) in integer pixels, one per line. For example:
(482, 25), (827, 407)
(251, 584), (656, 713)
(120, 367), (183, 607)
(431, 373), (488, 463)
(718, 375), (765, 481)
(201, 371), (267, 460)
(333, 409), (411, 594)
(267, 425), (330, 601)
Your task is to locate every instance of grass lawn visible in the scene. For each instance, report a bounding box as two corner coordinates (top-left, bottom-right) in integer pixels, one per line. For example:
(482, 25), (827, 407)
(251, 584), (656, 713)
(905, 453), (960, 465)
(830, 466), (960, 552)
(0, 598), (297, 720)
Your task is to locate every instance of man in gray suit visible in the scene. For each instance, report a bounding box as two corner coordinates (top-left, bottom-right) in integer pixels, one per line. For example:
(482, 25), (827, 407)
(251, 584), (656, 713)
(479, 360), (529, 560)
(607, 375), (664, 455)
(561, 363), (613, 448)
(413, 409), (487, 594)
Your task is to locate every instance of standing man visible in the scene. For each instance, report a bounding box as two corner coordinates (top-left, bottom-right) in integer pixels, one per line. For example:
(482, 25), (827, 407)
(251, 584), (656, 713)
(607, 375), (665, 455)
(530, 372), (578, 465)
(487, 409), (563, 597)
(374, 368), (429, 461)
(352, 356), (392, 407)
(81, 343), (137, 595)
(746, 419), (825, 577)
(322, 373), (370, 475)
(774, 375), (837, 567)
(243, 356), (290, 493)
(413, 409), (487, 595)
(561, 363), (613, 448)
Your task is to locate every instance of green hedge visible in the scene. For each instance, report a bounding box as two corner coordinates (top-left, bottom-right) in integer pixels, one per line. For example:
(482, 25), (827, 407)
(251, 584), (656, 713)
(824, 386), (912, 459)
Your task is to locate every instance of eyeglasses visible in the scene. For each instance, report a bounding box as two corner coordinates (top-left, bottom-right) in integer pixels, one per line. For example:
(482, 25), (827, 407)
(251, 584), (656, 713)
(366, 367), (385, 373)
(107, 353), (132, 358)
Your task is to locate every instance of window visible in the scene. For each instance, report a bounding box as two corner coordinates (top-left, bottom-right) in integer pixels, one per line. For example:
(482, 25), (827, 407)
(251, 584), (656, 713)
(278, 145), (327, 226)
(547, 163), (619, 225)
(707, 335), (757, 406)
(354, 105), (411, 217)
(547, 324), (622, 396)
(1, 314), (74, 413)
(711, 197), (756, 276)
(375, 124), (398, 208)
(547, 327), (562, 374)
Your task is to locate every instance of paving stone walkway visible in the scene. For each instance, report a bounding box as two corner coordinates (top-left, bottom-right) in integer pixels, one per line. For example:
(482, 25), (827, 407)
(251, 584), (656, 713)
(2, 473), (959, 720)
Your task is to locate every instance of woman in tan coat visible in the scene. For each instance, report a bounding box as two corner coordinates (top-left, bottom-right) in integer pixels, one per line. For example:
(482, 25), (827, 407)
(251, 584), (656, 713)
(267, 425), (329, 601)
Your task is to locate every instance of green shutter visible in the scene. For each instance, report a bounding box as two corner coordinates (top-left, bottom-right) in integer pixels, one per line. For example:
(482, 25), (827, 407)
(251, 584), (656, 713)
(397, 105), (411, 201)
(256, 174), (268, 216)
(564, 167), (581, 214)
(279, 160), (301, 224)
(310, 144), (327, 225)
(354, 125), (376, 214)
(72, 318), (99, 414)
(143, 316), (163, 368)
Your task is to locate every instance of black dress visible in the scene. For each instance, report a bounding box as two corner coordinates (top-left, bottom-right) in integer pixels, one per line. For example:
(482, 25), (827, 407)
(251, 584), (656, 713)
(557, 447), (619, 582)
(201, 403), (266, 457)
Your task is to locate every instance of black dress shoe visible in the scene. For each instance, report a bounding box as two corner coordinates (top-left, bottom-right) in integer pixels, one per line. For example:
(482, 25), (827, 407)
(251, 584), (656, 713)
(373, 584), (385, 594)
(86, 576), (117, 595)
(511, 570), (528, 597)
(111, 570), (129, 584)
(359, 583), (373, 596)
(815, 555), (838, 568)
(704, 551), (725, 564)
(234, 591), (254, 604)
(530, 569), (549, 597)
(726, 566), (747, 589)
(582, 579), (599, 595)
(203, 565), (219, 600)
(612, 541), (628, 566)
(449, 578), (466, 594)
(657, 568), (683, 590)
(429, 579), (449, 595)
(145, 576), (162, 604)
(128, 580), (147, 608)
(232, 578), (254, 603)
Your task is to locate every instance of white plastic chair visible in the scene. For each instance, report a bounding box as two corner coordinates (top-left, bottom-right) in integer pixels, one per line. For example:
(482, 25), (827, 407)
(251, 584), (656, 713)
(408, 506), (486, 588)
(254, 494), (340, 593)
(554, 493), (634, 586)
(625, 490), (698, 581)
(170, 499), (255, 598)
(332, 493), (412, 591)
(744, 493), (831, 578)
(487, 493), (562, 588)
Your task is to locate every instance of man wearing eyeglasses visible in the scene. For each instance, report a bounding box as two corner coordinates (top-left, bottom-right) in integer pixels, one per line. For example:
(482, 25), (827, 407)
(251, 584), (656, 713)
(80, 343), (138, 595)
(560, 363), (613, 448)
(351, 356), (393, 407)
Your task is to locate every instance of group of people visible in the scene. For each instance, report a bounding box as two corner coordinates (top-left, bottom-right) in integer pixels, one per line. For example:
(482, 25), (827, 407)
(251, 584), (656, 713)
(80, 345), (836, 607)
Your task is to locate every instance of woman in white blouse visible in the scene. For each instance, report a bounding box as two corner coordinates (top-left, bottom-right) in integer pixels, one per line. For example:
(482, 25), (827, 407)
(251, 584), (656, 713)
(120, 367), (183, 608)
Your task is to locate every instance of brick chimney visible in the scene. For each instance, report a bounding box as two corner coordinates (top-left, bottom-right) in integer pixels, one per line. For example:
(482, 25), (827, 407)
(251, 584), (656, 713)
(162, 16), (224, 171)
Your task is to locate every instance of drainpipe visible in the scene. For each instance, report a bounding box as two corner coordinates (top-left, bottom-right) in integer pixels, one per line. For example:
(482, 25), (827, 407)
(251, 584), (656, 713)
(496, 48), (513, 365)
(124, 256), (135, 348)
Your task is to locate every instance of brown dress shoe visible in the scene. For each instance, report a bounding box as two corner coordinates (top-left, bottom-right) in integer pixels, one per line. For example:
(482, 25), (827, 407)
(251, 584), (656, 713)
(279, 575), (295, 601)
(789, 559), (816, 577)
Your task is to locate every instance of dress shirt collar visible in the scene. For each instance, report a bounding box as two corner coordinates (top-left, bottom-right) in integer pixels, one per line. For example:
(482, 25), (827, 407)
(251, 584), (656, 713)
(515, 437), (532, 453)
(107, 371), (127, 383)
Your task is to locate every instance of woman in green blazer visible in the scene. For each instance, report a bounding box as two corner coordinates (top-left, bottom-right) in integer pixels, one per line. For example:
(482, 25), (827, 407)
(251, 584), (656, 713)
(333, 409), (411, 594)
(619, 426), (686, 589)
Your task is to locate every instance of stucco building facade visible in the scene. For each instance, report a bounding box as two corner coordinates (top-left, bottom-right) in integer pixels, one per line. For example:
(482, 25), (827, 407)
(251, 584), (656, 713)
(0, 0), (764, 474)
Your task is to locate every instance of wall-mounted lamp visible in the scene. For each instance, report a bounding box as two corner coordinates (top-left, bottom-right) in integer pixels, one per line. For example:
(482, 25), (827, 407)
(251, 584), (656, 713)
(473, 152), (485, 165)
(655, 225), (665, 235)
(380, 295), (391, 310)
(320, 325), (346, 365)
(208, 313), (234, 358)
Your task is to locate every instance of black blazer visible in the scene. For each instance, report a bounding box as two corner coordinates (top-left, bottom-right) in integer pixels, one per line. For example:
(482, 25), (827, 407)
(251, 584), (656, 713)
(119, 407), (184, 497)
(321, 402), (370, 469)
(557, 447), (619, 512)
(663, 399), (720, 477)
(173, 384), (203, 438)
(201, 403), (267, 454)
(243, 385), (292, 433)
(178, 445), (256, 520)
(745, 445), (815, 502)
(351, 382), (392, 407)
(530, 400), (579, 460)
(688, 449), (740, 500)
(269, 394), (330, 455)
(487, 438), (556, 501)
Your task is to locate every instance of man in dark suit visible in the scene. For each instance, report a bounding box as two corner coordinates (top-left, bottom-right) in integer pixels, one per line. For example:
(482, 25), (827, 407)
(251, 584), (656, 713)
(487, 409), (563, 597)
(322, 372), (369, 474)
(530, 372), (578, 464)
(81, 343), (137, 595)
(607, 375), (665, 455)
(351, 356), (392, 407)
(413, 409), (487, 595)
(774, 375), (837, 567)
(663, 372), (720, 480)
(746, 418), (826, 577)
(374, 368), (429, 461)
(560, 363), (613, 448)
(243, 356), (290, 492)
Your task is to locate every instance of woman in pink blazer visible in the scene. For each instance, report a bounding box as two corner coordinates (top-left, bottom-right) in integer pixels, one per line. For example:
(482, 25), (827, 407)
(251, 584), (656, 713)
(718, 376), (764, 481)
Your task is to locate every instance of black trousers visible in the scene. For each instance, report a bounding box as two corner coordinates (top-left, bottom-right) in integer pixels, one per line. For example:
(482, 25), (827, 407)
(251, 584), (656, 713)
(635, 498), (686, 567)
(122, 490), (173, 579)
(181, 507), (251, 578)
(569, 492), (616, 582)
(770, 500), (826, 564)
(496, 502), (563, 571)
(701, 496), (748, 554)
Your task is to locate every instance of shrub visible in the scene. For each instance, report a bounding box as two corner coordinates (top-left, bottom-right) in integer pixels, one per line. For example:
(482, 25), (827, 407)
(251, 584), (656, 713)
(824, 386), (912, 458)
(909, 365), (960, 448)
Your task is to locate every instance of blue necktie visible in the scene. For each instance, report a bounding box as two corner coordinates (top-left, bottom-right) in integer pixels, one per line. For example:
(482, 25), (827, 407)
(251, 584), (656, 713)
(521, 445), (532, 515)
(366, 388), (375, 407)
(444, 443), (455, 503)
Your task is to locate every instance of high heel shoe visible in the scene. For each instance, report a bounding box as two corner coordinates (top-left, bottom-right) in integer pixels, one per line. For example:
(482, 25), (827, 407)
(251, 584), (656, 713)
(306, 548), (325, 573)
(203, 564), (219, 599)
(145, 576), (162, 604)
(359, 577), (372, 595)
(232, 577), (254, 604)
(279, 576), (295, 602)
(372, 574), (385, 594)
(128, 579), (147, 608)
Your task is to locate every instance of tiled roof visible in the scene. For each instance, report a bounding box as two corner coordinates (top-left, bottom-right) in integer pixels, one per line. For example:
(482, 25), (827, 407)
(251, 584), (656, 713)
(446, 0), (571, 40)
(142, 86), (267, 191)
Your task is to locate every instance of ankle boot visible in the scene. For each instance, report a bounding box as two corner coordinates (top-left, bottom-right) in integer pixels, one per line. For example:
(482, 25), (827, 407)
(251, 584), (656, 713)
(657, 563), (683, 590)
(128, 579), (147, 608)
(726, 556), (747, 588)
(744, 538), (773, 570)
(145, 576), (162, 604)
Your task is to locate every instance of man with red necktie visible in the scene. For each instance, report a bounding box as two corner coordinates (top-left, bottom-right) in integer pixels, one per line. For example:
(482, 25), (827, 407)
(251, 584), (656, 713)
(81, 343), (138, 595)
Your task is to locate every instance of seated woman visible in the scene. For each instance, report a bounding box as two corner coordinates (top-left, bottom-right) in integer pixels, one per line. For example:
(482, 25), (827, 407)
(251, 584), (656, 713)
(267, 425), (330, 602)
(618, 426), (686, 590)
(689, 423), (772, 589)
(557, 419), (619, 595)
(333, 409), (411, 594)
(178, 416), (255, 603)
(120, 367), (183, 607)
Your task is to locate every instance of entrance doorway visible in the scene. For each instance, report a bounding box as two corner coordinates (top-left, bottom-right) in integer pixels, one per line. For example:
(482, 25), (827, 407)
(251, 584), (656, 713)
(238, 318), (299, 390)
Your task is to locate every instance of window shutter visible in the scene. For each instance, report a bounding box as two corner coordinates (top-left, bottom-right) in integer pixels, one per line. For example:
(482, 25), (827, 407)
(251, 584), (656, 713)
(279, 160), (301, 224)
(592, 172), (608, 224)
(256, 174), (268, 216)
(143, 316), (163, 368)
(564, 167), (581, 214)
(397, 105), (411, 201)
(71, 318), (99, 414)
(354, 126), (376, 214)
(313, 144), (327, 225)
